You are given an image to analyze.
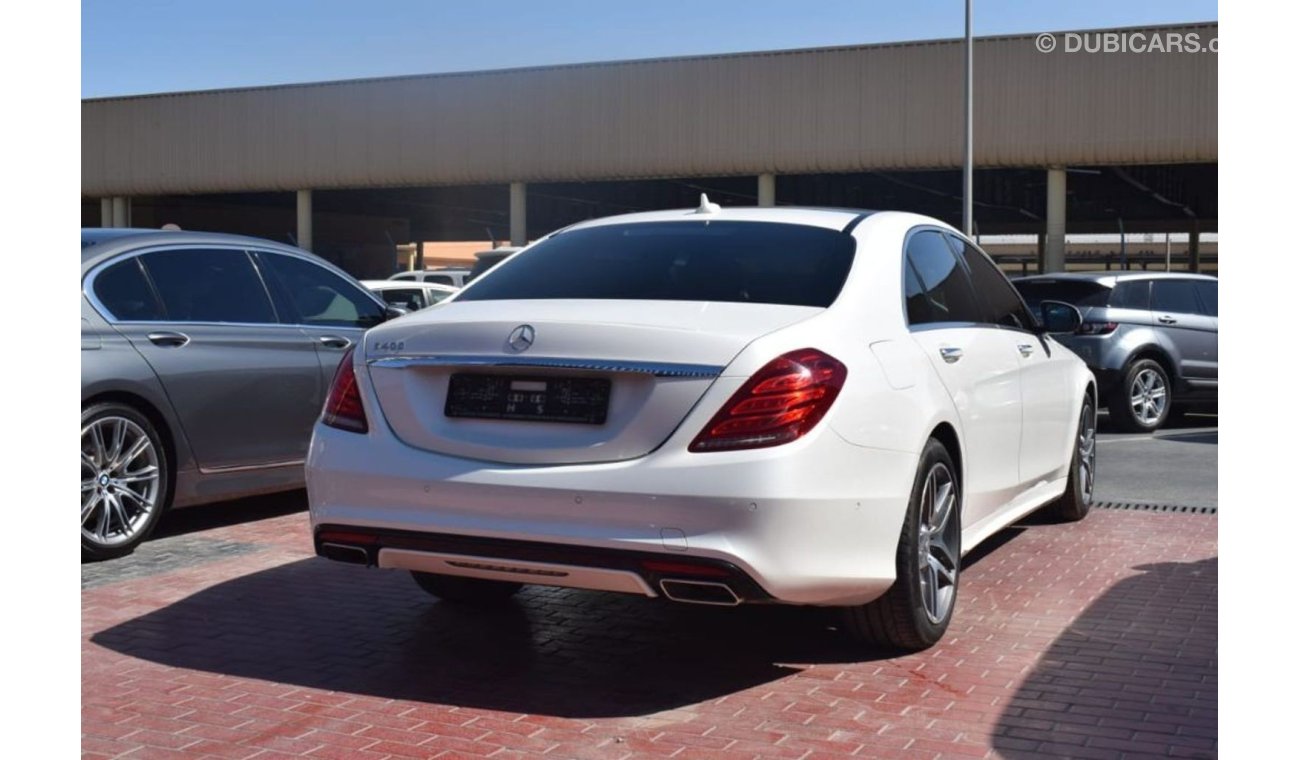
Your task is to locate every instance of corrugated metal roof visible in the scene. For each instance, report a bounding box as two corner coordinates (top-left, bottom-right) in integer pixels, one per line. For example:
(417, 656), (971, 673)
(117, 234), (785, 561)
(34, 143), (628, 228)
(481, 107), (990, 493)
(82, 22), (1217, 196)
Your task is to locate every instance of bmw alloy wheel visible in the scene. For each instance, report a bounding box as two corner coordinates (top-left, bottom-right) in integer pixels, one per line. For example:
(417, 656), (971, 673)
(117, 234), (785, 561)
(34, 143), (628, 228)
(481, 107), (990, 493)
(81, 416), (161, 549)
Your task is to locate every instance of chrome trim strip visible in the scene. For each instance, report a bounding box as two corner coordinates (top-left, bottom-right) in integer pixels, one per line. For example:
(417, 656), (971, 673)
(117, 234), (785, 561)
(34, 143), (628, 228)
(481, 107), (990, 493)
(368, 355), (724, 378)
(198, 458), (305, 475)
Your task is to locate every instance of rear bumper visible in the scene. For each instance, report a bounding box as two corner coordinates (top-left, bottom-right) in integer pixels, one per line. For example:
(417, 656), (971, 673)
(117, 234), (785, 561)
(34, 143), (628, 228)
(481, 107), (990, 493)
(306, 422), (920, 606)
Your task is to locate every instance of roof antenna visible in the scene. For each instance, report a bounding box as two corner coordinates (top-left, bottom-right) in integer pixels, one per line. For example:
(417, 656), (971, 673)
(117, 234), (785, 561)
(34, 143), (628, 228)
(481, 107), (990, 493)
(693, 193), (721, 215)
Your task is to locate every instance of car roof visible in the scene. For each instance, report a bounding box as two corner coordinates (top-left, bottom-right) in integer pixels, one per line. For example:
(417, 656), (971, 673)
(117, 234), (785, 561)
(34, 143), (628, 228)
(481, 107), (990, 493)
(1013, 271), (1217, 286)
(558, 205), (880, 233)
(80, 228), (310, 268)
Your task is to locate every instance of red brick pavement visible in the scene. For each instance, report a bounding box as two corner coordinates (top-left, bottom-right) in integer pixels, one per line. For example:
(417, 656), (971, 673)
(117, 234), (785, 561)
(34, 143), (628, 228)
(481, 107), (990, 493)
(82, 496), (1217, 759)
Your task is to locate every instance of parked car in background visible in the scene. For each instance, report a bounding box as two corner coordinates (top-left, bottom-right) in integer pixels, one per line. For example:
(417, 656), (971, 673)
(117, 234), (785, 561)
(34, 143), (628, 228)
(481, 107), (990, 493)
(467, 246), (521, 282)
(389, 267), (471, 287)
(307, 203), (1096, 651)
(81, 228), (397, 559)
(1013, 272), (1217, 432)
(362, 280), (457, 312)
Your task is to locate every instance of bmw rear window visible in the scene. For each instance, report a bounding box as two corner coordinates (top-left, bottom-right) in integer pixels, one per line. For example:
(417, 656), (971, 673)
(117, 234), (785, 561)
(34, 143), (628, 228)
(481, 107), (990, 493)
(455, 221), (856, 308)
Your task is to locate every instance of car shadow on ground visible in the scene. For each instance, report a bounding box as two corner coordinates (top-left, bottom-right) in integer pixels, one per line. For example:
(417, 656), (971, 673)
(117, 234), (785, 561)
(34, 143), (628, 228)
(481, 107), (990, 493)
(91, 551), (940, 718)
(991, 557), (1218, 758)
(1096, 410), (1217, 436)
(151, 489), (309, 540)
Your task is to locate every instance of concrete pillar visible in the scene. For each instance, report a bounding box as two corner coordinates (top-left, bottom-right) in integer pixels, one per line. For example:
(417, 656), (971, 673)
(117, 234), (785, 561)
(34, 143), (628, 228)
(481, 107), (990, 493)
(757, 174), (776, 207)
(415, 240), (425, 271)
(1035, 232), (1046, 275)
(509, 182), (527, 247)
(1188, 219), (1200, 273)
(1044, 167), (1067, 273)
(100, 198), (113, 228)
(296, 190), (313, 251)
(111, 197), (129, 228)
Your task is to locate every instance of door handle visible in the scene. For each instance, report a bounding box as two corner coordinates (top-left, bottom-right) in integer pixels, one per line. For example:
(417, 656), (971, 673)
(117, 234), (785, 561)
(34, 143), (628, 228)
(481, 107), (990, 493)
(1157, 315), (1178, 325)
(146, 331), (190, 348)
(317, 335), (353, 350)
(939, 346), (963, 364)
(1017, 343), (1035, 357)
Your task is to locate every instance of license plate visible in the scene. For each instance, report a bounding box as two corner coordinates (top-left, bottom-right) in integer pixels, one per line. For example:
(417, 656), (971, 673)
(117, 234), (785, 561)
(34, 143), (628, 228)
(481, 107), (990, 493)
(445, 374), (611, 425)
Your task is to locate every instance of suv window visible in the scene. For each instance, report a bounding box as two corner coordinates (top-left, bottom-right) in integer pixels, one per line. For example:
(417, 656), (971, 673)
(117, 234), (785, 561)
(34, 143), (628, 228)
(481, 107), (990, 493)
(1194, 280), (1217, 316)
(949, 236), (1034, 330)
(140, 248), (276, 324)
(1014, 279), (1111, 310)
(1151, 279), (1201, 315)
(92, 258), (164, 321)
(456, 222), (855, 307)
(1109, 280), (1151, 310)
(904, 230), (983, 325)
(259, 252), (385, 328)
(425, 274), (455, 286)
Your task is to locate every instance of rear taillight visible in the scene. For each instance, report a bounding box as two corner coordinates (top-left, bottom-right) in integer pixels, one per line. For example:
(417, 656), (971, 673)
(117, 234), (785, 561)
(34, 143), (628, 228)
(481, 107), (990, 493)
(689, 349), (847, 453)
(322, 347), (368, 433)
(1076, 321), (1119, 336)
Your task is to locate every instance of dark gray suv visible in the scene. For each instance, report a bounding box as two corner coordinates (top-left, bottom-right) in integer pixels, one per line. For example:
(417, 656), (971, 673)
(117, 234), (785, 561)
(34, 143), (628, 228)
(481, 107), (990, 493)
(1013, 272), (1217, 432)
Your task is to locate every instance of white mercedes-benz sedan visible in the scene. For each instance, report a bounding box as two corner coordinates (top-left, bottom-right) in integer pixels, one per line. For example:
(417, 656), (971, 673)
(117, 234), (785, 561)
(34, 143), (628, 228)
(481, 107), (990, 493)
(306, 201), (1096, 650)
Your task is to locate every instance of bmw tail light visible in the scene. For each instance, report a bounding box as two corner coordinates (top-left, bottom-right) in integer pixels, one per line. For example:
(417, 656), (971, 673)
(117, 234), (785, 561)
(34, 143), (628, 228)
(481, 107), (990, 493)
(689, 349), (847, 452)
(322, 347), (368, 433)
(1076, 321), (1119, 336)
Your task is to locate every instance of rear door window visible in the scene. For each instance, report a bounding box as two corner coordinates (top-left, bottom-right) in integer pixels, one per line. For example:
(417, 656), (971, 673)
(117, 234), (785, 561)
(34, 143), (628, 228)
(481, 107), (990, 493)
(91, 258), (164, 321)
(1108, 280), (1151, 310)
(948, 236), (1035, 330)
(903, 230), (983, 325)
(456, 222), (855, 307)
(1151, 279), (1202, 315)
(258, 252), (386, 328)
(140, 248), (276, 324)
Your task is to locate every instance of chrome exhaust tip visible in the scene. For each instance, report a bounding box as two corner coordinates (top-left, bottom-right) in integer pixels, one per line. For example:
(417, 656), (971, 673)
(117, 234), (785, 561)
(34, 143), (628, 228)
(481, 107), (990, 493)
(659, 579), (741, 606)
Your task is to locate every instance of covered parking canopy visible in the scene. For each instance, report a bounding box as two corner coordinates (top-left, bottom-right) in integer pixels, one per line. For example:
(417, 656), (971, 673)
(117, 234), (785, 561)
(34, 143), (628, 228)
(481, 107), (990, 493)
(82, 21), (1216, 273)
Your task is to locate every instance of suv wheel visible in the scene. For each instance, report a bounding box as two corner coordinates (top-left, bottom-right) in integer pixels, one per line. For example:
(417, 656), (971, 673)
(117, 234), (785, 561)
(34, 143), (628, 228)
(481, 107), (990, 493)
(1110, 358), (1171, 432)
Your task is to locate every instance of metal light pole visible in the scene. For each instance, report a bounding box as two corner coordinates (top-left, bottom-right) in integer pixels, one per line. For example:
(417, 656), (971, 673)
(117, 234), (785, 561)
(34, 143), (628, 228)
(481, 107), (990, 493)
(962, 0), (974, 236)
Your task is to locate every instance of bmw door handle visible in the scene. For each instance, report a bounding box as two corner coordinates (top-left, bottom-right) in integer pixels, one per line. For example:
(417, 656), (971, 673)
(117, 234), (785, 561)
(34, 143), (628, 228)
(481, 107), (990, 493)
(1017, 343), (1035, 357)
(1157, 314), (1178, 325)
(939, 346), (963, 364)
(317, 335), (353, 350)
(146, 331), (190, 348)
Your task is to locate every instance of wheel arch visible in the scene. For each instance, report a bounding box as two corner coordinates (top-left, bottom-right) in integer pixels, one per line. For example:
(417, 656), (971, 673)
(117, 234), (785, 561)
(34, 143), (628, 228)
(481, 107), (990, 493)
(927, 421), (964, 495)
(1126, 344), (1178, 385)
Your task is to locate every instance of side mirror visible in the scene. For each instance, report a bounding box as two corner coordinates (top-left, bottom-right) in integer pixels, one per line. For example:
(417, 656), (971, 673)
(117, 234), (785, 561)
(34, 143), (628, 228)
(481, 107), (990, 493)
(1037, 300), (1082, 334)
(384, 305), (409, 320)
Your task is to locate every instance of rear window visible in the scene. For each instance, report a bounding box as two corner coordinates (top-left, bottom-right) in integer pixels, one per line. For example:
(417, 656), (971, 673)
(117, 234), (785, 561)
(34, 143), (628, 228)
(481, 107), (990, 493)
(1013, 279), (1110, 309)
(457, 221), (855, 307)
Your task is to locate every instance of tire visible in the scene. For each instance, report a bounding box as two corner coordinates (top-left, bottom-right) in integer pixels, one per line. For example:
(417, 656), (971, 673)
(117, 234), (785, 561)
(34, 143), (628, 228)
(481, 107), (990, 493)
(1044, 396), (1096, 522)
(81, 402), (170, 560)
(410, 571), (522, 603)
(843, 438), (961, 651)
(1108, 358), (1172, 432)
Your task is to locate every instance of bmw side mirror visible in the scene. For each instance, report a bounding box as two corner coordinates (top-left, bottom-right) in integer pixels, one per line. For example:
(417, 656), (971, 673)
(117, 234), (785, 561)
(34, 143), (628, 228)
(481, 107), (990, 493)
(1037, 300), (1082, 334)
(384, 305), (408, 320)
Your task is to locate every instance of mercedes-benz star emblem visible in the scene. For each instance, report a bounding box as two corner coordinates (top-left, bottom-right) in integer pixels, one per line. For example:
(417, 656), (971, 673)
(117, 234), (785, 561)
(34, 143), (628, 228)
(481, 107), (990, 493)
(507, 324), (536, 353)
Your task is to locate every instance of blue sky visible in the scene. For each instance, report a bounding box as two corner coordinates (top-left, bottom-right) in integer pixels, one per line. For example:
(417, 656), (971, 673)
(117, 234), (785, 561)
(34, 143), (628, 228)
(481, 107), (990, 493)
(82, 0), (1217, 98)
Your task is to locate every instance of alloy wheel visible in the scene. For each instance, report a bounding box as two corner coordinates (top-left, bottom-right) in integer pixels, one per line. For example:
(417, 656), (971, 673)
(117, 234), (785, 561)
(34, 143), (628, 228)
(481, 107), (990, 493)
(917, 462), (959, 624)
(81, 416), (161, 548)
(1129, 368), (1168, 426)
(1078, 403), (1097, 502)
